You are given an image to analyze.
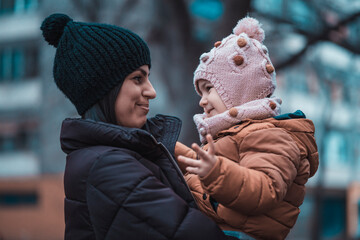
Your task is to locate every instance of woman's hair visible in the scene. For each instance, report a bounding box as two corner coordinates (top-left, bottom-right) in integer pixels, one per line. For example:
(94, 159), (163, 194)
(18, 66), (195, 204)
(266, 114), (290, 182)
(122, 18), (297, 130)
(82, 84), (122, 125)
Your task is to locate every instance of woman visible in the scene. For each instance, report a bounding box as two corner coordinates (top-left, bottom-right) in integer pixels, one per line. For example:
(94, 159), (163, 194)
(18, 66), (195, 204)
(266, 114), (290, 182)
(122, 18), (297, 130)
(41, 13), (226, 240)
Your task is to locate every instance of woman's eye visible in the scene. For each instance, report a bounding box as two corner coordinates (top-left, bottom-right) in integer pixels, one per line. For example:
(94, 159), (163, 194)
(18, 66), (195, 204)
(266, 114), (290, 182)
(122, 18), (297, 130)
(133, 76), (142, 83)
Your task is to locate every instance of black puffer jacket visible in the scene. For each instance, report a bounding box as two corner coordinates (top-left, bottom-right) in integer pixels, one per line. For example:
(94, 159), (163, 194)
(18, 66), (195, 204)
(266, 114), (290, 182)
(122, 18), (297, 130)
(61, 114), (226, 240)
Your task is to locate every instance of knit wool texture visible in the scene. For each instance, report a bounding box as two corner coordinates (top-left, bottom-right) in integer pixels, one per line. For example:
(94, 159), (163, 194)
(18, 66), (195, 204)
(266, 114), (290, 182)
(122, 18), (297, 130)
(194, 17), (276, 109)
(41, 13), (151, 115)
(194, 97), (282, 143)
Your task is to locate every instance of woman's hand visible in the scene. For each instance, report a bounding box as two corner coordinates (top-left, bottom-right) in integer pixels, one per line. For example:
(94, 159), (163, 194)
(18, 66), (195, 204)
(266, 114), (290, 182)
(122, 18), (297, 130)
(178, 134), (218, 178)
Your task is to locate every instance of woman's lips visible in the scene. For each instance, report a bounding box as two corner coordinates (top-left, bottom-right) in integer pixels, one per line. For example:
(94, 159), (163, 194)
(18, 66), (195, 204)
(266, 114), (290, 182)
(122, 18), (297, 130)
(137, 103), (149, 112)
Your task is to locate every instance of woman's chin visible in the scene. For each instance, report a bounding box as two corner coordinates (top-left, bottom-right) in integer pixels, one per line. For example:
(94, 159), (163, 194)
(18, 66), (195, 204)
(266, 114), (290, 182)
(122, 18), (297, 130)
(134, 115), (148, 128)
(117, 115), (147, 128)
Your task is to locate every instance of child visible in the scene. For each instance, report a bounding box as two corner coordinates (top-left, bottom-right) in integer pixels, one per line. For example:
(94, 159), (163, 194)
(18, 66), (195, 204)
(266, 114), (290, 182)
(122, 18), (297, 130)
(176, 17), (319, 240)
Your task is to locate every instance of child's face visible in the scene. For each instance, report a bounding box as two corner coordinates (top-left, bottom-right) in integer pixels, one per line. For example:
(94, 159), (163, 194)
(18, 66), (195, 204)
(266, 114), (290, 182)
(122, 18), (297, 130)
(197, 79), (227, 118)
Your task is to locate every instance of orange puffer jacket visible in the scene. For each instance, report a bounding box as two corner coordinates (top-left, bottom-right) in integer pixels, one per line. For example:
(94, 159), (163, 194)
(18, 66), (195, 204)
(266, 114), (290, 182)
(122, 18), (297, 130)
(175, 117), (319, 240)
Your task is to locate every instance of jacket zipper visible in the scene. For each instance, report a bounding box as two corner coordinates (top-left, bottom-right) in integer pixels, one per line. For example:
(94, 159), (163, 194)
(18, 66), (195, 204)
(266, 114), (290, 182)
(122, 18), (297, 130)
(148, 135), (199, 209)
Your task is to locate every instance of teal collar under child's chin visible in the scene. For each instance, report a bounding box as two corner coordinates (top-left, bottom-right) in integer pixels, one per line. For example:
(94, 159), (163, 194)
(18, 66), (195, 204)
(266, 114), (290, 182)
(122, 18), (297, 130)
(222, 230), (256, 240)
(273, 110), (306, 120)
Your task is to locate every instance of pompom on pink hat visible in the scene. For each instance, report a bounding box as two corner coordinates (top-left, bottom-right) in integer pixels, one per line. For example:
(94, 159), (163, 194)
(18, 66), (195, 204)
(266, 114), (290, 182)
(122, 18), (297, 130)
(194, 17), (276, 109)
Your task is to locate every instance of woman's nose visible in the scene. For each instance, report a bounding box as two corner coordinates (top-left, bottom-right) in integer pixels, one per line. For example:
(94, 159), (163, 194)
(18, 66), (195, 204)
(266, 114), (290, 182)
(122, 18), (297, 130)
(143, 80), (156, 99)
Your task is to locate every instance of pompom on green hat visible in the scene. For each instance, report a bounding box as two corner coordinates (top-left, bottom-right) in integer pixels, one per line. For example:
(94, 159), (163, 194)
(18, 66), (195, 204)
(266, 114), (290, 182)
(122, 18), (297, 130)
(41, 13), (151, 115)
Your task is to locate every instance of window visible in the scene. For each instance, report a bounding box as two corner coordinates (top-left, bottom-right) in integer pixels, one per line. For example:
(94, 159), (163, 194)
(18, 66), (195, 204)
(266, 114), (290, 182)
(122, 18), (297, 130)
(0, 120), (39, 153)
(252, 0), (283, 16)
(0, 0), (38, 15)
(0, 45), (39, 82)
(0, 191), (38, 206)
(190, 0), (223, 21)
(321, 196), (346, 239)
(0, 0), (15, 14)
(324, 130), (350, 169)
(285, 67), (309, 93)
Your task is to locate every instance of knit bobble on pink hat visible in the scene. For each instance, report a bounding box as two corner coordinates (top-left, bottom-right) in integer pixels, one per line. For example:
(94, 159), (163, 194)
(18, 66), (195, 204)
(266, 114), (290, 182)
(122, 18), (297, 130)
(233, 17), (265, 43)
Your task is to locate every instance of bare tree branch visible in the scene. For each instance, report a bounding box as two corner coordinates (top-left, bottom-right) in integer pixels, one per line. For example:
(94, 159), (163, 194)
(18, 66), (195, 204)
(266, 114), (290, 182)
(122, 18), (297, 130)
(160, 0), (193, 48)
(70, 0), (83, 13)
(215, 0), (252, 40)
(113, 0), (140, 24)
(269, 11), (360, 70)
(70, 0), (102, 21)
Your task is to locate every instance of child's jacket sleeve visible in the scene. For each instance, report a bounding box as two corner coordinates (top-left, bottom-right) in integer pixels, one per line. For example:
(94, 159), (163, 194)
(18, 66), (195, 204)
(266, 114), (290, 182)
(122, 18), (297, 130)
(175, 141), (197, 159)
(199, 127), (301, 214)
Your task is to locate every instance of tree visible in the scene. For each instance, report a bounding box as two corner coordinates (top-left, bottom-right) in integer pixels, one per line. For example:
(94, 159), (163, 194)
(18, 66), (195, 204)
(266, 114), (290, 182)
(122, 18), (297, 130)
(69, 0), (252, 145)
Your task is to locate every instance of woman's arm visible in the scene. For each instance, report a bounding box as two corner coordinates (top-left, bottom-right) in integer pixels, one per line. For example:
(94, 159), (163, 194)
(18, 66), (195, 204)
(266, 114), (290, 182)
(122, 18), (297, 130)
(86, 149), (226, 240)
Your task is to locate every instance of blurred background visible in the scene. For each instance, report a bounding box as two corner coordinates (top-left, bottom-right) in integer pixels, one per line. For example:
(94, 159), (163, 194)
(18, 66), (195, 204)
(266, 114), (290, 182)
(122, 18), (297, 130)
(0, 0), (359, 239)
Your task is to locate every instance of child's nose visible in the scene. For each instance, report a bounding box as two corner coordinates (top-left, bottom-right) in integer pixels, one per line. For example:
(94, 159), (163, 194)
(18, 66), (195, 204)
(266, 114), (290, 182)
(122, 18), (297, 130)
(199, 96), (207, 107)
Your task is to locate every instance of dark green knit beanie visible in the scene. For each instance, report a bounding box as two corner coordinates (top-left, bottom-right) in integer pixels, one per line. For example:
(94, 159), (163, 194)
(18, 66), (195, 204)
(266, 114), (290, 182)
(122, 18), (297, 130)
(40, 13), (151, 115)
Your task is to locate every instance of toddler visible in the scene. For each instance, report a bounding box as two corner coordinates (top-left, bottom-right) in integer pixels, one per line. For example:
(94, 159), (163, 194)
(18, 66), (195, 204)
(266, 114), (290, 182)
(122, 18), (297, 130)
(176, 17), (319, 240)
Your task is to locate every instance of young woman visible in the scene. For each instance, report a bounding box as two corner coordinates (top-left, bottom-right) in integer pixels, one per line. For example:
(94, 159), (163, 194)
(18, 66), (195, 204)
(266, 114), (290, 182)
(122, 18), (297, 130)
(41, 13), (227, 240)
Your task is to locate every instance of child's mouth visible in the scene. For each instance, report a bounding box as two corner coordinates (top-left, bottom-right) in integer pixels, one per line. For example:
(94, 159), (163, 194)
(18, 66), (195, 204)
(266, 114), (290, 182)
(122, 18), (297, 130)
(206, 108), (214, 116)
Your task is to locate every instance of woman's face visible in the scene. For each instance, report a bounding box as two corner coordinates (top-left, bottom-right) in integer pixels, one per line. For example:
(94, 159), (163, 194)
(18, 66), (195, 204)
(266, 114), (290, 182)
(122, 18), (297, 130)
(115, 65), (156, 128)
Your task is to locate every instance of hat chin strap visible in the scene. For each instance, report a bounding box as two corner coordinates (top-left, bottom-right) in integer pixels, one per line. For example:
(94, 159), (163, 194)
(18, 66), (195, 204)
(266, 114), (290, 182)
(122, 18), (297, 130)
(194, 97), (282, 144)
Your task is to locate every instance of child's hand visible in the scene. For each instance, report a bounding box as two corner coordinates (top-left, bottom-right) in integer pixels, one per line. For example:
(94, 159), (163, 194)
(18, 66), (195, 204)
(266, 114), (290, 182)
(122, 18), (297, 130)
(178, 134), (217, 178)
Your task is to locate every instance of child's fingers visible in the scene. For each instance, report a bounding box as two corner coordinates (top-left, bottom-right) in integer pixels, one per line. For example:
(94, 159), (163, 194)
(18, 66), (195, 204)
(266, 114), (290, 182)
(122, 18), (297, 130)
(194, 146), (212, 162)
(191, 143), (201, 152)
(186, 166), (200, 175)
(191, 143), (208, 157)
(206, 134), (216, 155)
(191, 143), (207, 158)
(178, 156), (202, 168)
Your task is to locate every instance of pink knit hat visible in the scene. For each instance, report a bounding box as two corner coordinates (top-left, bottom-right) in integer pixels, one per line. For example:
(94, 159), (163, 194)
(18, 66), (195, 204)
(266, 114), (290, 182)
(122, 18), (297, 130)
(194, 17), (276, 109)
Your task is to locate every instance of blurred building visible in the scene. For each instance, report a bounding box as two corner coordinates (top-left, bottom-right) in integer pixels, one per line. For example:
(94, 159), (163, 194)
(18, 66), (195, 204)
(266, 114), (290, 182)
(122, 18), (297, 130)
(251, 0), (360, 239)
(0, 0), (359, 239)
(0, 1), (64, 239)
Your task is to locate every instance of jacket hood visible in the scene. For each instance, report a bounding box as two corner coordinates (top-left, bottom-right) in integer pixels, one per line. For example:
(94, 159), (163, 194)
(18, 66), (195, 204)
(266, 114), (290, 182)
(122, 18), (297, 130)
(60, 114), (181, 156)
(270, 110), (314, 133)
(269, 111), (319, 177)
(218, 110), (319, 177)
